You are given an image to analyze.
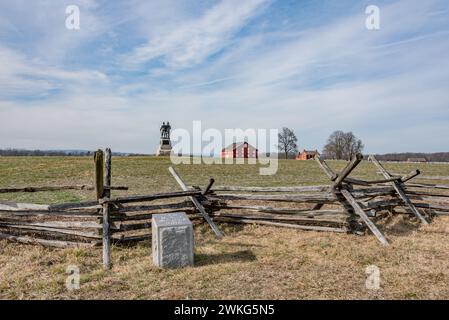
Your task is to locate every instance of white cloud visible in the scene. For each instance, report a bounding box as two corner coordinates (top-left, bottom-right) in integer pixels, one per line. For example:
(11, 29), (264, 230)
(125, 0), (270, 68)
(0, 46), (108, 98)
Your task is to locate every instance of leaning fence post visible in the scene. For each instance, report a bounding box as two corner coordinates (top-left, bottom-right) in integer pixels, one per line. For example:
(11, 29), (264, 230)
(314, 154), (389, 245)
(369, 155), (428, 225)
(332, 154), (363, 188)
(168, 167), (223, 238)
(102, 148), (112, 270)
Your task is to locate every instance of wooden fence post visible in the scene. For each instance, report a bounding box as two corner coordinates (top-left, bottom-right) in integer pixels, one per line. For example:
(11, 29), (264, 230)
(102, 148), (112, 270)
(332, 154), (363, 188)
(369, 155), (428, 225)
(104, 148), (112, 198)
(340, 189), (389, 246)
(202, 178), (215, 195)
(314, 154), (389, 245)
(94, 150), (104, 200)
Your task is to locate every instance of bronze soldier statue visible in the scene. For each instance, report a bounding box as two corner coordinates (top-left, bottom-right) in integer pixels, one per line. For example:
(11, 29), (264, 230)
(160, 121), (171, 139)
(165, 122), (171, 139)
(157, 121), (173, 155)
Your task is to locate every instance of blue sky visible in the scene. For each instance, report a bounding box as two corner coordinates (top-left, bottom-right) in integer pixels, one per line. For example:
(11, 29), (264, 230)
(1, 0), (449, 154)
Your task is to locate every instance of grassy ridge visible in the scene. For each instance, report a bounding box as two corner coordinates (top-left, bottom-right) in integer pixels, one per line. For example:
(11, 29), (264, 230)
(1, 156), (448, 203)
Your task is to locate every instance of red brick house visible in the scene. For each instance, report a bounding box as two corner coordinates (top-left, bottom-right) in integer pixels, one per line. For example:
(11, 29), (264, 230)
(296, 150), (320, 160)
(221, 142), (258, 159)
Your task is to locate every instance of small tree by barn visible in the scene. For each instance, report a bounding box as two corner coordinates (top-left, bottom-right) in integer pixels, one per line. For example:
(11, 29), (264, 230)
(323, 131), (364, 160)
(278, 127), (298, 159)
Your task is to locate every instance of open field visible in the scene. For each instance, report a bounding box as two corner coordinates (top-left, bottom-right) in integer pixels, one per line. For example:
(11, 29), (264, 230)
(1, 156), (449, 299)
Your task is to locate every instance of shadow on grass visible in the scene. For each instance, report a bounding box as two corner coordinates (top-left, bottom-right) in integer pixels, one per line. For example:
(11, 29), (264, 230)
(203, 239), (267, 248)
(216, 222), (245, 233)
(378, 214), (422, 236)
(195, 249), (257, 266)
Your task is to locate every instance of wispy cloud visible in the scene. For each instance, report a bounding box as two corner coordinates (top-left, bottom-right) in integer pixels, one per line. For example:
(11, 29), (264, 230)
(124, 0), (270, 68)
(0, 46), (108, 99)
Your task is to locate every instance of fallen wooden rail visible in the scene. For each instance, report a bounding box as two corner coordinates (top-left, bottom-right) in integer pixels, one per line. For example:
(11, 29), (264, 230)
(100, 190), (202, 204)
(0, 185), (128, 193)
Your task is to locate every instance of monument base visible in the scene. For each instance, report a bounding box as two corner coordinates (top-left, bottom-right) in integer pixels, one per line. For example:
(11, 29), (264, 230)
(156, 138), (172, 156)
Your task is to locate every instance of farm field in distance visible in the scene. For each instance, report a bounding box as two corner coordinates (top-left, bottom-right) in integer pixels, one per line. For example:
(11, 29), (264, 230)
(1, 156), (449, 299)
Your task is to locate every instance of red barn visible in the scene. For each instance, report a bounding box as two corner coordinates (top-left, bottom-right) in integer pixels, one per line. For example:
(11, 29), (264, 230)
(221, 142), (258, 159)
(296, 150), (320, 160)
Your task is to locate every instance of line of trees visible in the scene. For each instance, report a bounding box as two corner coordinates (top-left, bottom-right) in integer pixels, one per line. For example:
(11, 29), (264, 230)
(277, 128), (365, 160)
(4, 132), (448, 162)
(277, 127), (449, 162)
(374, 152), (449, 162)
(0, 149), (147, 157)
(0, 149), (90, 156)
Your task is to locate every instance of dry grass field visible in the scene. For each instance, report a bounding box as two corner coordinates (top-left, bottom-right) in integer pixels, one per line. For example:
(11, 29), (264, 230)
(1, 156), (449, 299)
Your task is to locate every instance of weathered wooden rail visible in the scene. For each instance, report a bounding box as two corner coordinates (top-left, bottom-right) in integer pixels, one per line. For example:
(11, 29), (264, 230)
(0, 149), (448, 269)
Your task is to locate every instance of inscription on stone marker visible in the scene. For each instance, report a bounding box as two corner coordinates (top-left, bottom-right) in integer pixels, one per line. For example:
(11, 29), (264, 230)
(152, 212), (194, 268)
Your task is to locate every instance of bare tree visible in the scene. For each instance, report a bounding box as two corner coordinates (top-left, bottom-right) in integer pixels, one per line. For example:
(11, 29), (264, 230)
(278, 127), (298, 159)
(323, 131), (364, 160)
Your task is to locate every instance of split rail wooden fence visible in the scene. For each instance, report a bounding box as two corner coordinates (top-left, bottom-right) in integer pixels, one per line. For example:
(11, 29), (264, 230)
(0, 149), (448, 269)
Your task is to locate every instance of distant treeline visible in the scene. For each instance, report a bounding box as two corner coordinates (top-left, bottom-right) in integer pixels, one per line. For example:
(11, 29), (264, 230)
(372, 152), (449, 162)
(1, 149), (448, 162)
(0, 149), (147, 157)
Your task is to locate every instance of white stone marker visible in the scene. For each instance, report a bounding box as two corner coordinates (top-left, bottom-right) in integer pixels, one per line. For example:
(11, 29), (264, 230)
(152, 212), (194, 268)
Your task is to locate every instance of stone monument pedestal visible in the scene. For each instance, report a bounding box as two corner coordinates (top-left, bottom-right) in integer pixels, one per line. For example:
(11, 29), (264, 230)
(152, 212), (194, 268)
(156, 138), (172, 156)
